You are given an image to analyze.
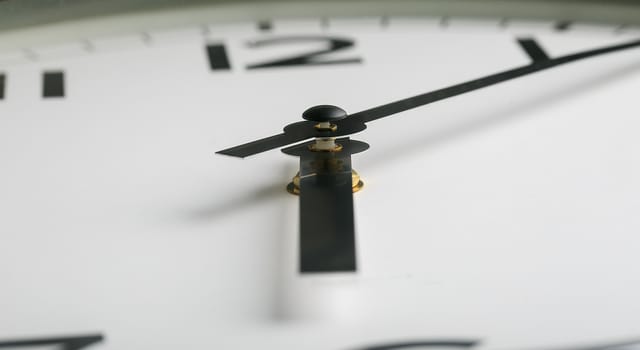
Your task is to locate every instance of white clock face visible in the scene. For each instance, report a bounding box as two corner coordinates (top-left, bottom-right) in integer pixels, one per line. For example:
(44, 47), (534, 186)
(1, 5), (640, 350)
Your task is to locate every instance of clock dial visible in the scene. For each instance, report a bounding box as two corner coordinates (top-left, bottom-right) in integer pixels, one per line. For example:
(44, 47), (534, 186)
(1, 2), (640, 349)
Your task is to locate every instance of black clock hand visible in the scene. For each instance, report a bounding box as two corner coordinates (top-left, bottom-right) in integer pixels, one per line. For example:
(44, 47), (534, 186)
(282, 137), (369, 273)
(298, 147), (357, 273)
(351, 37), (640, 123)
(220, 133), (304, 159)
(217, 37), (640, 158)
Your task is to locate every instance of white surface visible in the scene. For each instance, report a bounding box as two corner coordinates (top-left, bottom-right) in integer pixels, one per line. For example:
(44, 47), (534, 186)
(0, 14), (640, 350)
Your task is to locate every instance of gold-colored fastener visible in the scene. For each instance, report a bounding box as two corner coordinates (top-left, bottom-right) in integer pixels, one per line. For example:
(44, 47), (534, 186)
(286, 170), (364, 195)
(308, 142), (343, 152)
(314, 123), (337, 132)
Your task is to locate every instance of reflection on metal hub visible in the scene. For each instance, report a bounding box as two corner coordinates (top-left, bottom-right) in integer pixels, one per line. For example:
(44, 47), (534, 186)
(286, 170), (364, 195)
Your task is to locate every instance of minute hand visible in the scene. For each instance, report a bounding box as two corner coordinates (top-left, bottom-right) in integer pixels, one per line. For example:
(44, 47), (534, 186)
(350, 38), (640, 124)
(217, 38), (640, 158)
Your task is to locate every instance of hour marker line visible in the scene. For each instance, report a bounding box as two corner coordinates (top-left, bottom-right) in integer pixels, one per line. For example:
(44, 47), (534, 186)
(320, 17), (329, 30)
(257, 20), (273, 32)
(43, 71), (65, 98)
(82, 39), (95, 52)
(555, 20), (572, 32)
(141, 32), (152, 45)
(0, 73), (5, 100)
(201, 24), (210, 37)
(380, 16), (389, 28)
(439, 16), (450, 28)
(22, 48), (38, 61)
(615, 24), (628, 34)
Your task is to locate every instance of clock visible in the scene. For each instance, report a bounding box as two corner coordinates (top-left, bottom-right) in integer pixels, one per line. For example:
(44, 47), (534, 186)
(1, 1), (640, 349)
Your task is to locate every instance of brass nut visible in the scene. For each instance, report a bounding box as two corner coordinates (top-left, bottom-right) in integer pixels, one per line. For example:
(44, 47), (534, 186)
(308, 143), (343, 152)
(314, 123), (338, 132)
(286, 170), (364, 195)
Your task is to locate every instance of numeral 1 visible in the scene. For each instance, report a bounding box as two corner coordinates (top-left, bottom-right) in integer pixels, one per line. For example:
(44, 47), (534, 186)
(517, 38), (550, 62)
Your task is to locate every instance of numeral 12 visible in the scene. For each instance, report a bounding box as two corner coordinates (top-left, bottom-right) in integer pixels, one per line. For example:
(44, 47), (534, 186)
(206, 35), (362, 71)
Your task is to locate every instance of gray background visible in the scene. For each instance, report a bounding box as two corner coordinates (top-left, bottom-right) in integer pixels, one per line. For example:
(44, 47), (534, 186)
(1, 0), (640, 33)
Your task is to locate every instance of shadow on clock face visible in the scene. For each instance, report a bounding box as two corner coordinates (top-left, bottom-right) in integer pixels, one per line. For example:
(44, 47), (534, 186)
(176, 162), (297, 223)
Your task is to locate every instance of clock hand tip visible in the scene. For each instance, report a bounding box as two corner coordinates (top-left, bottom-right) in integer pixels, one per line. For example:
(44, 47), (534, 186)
(215, 147), (248, 158)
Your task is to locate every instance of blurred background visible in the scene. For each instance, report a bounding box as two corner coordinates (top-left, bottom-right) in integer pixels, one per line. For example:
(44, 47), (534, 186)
(1, 0), (640, 35)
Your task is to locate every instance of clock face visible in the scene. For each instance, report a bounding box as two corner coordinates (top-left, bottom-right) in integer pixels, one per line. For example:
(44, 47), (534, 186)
(1, 4), (640, 349)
